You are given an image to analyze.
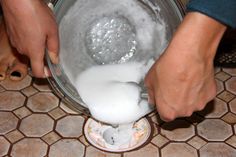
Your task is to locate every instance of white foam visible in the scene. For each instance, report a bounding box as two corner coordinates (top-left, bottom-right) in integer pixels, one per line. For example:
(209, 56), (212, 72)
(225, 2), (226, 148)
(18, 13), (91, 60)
(75, 61), (154, 125)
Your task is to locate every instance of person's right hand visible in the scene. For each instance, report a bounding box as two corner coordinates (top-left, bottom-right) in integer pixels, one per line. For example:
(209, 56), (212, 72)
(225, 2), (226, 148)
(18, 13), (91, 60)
(0, 0), (59, 78)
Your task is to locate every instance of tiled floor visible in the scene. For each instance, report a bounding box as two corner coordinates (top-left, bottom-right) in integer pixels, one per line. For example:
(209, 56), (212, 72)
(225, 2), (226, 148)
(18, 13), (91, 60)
(0, 67), (236, 157)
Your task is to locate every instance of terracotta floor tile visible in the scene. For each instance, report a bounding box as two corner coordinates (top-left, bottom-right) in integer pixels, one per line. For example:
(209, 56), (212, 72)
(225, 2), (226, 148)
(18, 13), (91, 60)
(161, 120), (195, 141)
(60, 102), (78, 114)
(0, 136), (10, 156)
(197, 119), (233, 141)
(217, 90), (235, 102)
(221, 112), (236, 124)
(49, 139), (84, 157)
(27, 93), (59, 113)
(124, 144), (159, 157)
(11, 138), (48, 157)
(215, 71), (231, 82)
(215, 79), (224, 94)
(0, 75), (32, 90)
(161, 143), (198, 157)
(223, 68), (236, 76)
(198, 98), (228, 118)
(225, 77), (236, 95)
(229, 98), (236, 114)
(0, 85), (5, 93)
(0, 112), (18, 135)
(49, 107), (66, 120)
(79, 135), (90, 146)
(0, 91), (25, 111)
(19, 114), (54, 137)
(33, 79), (52, 92)
(151, 134), (169, 148)
(86, 146), (121, 157)
(199, 143), (236, 157)
(42, 131), (61, 145)
(187, 136), (207, 149)
(21, 86), (38, 97)
(226, 135), (236, 148)
(5, 130), (24, 143)
(13, 107), (32, 119)
(56, 116), (84, 138)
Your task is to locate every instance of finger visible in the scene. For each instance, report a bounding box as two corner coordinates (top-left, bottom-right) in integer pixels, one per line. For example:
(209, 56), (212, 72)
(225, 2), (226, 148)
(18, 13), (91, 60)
(156, 99), (177, 122)
(29, 47), (45, 78)
(47, 26), (59, 64)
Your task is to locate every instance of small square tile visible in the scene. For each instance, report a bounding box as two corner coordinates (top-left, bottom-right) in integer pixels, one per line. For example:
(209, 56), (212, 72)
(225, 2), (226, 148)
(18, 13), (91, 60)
(5, 130), (24, 143)
(21, 86), (38, 97)
(49, 108), (66, 120)
(187, 136), (207, 149)
(152, 124), (159, 137)
(151, 134), (169, 148)
(13, 107), (32, 119)
(42, 132), (61, 145)
(79, 136), (90, 146)
(226, 135), (236, 148)
(215, 71), (231, 81)
(217, 91), (235, 102)
(222, 112), (236, 124)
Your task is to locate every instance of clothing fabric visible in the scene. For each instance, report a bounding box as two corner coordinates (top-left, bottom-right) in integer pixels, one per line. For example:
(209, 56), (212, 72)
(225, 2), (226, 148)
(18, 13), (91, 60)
(187, 0), (236, 28)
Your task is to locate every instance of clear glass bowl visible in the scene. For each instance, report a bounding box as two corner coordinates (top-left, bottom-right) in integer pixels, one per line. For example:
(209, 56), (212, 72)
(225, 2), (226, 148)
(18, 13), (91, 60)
(46, 0), (184, 115)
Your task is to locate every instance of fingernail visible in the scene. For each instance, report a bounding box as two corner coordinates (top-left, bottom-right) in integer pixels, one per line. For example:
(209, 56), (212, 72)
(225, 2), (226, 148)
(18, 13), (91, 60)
(48, 51), (59, 64)
(44, 67), (50, 78)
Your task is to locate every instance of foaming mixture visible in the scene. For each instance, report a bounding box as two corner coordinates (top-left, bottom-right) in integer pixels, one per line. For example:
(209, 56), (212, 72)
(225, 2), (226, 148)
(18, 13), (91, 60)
(59, 0), (167, 146)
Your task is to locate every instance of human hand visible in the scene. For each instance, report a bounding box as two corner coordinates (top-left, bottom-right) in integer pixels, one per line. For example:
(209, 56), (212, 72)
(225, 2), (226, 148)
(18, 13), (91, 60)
(145, 12), (227, 122)
(0, 0), (59, 78)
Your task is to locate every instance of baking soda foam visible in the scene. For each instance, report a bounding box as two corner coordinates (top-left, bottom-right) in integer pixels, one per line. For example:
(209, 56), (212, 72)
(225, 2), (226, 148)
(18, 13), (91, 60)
(75, 60), (154, 125)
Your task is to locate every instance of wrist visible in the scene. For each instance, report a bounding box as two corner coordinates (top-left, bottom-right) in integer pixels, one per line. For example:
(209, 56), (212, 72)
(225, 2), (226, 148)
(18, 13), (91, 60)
(169, 12), (226, 62)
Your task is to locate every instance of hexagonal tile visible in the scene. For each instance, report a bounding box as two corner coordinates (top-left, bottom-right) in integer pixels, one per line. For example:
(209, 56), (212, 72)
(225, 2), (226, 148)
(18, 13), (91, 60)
(200, 143), (236, 157)
(13, 107), (32, 119)
(49, 139), (84, 157)
(151, 134), (169, 148)
(161, 120), (195, 141)
(0, 112), (18, 135)
(197, 119), (233, 141)
(187, 136), (207, 149)
(0, 136), (10, 156)
(161, 143), (198, 157)
(0, 75), (32, 90)
(222, 112), (236, 124)
(21, 86), (38, 97)
(223, 68), (236, 76)
(215, 79), (224, 94)
(217, 91), (235, 102)
(226, 135), (236, 148)
(33, 78), (52, 92)
(42, 131), (61, 145)
(0, 91), (25, 111)
(124, 144), (159, 157)
(86, 146), (121, 157)
(230, 98), (236, 114)
(27, 93), (59, 112)
(226, 77), (236, 95)
(11, 138), (48, 157)
(198, 98), (228, 118)
(20, 114), (54, 137)
(56, 116), (84, 137)
(5, 130), (24, 143)
(215, 71), (231, 81)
